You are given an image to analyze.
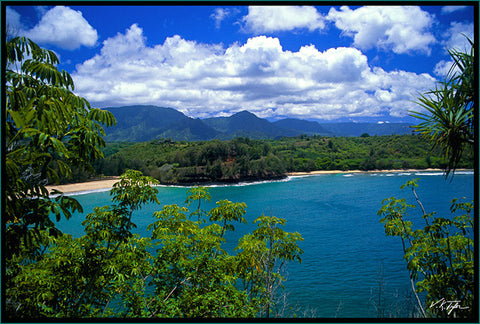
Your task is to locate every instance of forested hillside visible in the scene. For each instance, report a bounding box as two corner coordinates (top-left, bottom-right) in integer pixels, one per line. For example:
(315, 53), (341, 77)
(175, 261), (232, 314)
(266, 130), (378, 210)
(102, 106), (219, 142)
(102, 105), (415, 142)
(87, 134), (474, 185)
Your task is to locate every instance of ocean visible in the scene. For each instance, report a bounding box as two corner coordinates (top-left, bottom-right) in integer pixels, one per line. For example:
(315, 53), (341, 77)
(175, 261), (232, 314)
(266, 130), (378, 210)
(56, 170), (475, 318)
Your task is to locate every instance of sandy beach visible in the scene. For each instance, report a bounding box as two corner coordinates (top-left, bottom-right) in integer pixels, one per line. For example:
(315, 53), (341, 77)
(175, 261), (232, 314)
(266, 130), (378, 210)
(46, 176), (120, 194)
(285, 168), (446, 176)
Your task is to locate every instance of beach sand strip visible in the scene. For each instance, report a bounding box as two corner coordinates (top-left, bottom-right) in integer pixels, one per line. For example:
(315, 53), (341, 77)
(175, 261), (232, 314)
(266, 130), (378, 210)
(285, 168), (447, 176)
(46, 177), (120, 194)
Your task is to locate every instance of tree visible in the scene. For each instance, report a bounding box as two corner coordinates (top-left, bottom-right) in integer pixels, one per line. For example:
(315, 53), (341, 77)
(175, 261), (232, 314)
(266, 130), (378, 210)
(378, 180), (474, 318)
(185, 185), (211, 221)
(3, 36), (119, 318)
(5, 170), (160, 318)
(148, 186), (303, 318)
(6, 172), (303, 319)
(4, 37), (116, 259)
(148, 199), (253, 317)
(378, 38), (475, 319)
(236, 215), (304, 318)
(411, 36), (475, 178)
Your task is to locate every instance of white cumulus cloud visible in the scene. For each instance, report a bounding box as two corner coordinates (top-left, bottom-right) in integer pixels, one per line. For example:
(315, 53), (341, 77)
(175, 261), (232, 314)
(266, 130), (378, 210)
(242, 6), (325, 34)
(210, 8), (235, 29)
(434, 21), (474, 77)
(327, 6), (436, 55)
(442, 21), (474, 51)
(441, 6), (468, 14)
(24, 6), (98, 50)
(433, 60), (453, 77)
(72, 24), (437, 120)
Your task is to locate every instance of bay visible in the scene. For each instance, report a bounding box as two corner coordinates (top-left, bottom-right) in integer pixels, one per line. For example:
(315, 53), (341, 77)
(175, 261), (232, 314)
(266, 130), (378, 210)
(57, 171), (474, 318)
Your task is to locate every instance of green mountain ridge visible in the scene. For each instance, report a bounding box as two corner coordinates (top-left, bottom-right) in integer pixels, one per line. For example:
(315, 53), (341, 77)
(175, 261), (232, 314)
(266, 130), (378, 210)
(204, 110), (298, 139)
(102, 105), (414, 142)
(273, 118), (332, 136)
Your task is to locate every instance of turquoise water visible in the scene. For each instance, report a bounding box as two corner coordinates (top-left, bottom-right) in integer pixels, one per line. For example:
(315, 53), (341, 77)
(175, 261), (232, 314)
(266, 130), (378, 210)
(57, 171), (474, 318)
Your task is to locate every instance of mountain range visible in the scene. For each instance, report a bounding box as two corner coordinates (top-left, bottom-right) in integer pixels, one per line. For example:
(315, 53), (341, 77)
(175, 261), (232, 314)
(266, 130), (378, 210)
(102, 105), (414, 142)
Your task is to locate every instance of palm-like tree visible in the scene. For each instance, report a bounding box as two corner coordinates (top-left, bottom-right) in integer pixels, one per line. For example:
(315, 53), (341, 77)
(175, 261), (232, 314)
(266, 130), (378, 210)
(411, 36), (475, 178)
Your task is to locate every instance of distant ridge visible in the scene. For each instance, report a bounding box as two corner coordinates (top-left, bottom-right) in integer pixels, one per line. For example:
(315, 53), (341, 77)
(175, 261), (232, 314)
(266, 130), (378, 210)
(204, 111), (298, 139)
(103, 106), (190, 142)
(273, 118), (331, 136)
(318, 122), (414, 137)
(102, 105), (414, 142)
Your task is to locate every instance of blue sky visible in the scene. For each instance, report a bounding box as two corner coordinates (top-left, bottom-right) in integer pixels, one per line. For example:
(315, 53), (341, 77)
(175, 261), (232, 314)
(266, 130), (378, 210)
(6, 4), (475, 123)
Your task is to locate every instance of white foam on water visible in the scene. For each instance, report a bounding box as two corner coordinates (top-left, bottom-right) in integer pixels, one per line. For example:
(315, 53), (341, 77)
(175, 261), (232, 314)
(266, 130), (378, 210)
(414, 172), (445, 176)
(454, 170), (474, 175)
(287, 175), (312, 179)
(49, 187), (112, 198)
(209, 177), (291, 188)
(154, 177), (292, 189)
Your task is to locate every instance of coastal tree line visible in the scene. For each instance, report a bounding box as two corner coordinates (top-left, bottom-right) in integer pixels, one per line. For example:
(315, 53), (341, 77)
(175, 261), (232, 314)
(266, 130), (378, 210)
(84, 133), (473, 185)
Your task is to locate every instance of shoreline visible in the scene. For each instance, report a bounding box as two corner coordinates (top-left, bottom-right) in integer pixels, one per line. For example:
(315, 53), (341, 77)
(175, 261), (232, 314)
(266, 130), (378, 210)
(46, 176), (120, 195)
(285, 168), (449, 176)
(47, 169), (473, 195)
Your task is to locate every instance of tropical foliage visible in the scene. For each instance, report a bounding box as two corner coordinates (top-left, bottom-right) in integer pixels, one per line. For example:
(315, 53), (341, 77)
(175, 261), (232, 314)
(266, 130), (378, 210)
(379, 39), (475, 319)
(6, 170), (304, 319)
(378, 179), (474, 318)
(4, 36), (116, 259)
(89, 134), (473, 184)
(411, 36), (475, 178)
